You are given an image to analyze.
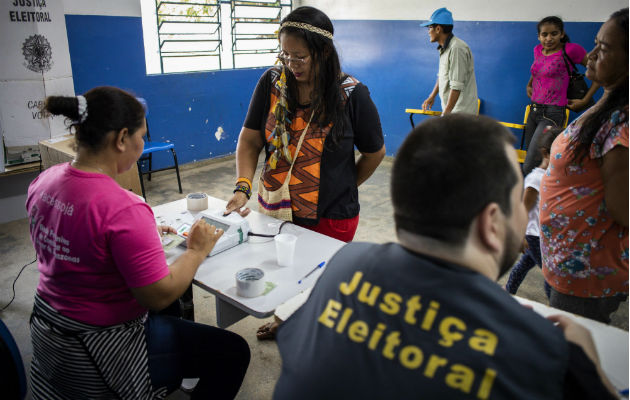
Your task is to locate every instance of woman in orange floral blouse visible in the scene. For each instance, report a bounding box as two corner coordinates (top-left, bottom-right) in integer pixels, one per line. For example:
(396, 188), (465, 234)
(540, 8), (628, 323)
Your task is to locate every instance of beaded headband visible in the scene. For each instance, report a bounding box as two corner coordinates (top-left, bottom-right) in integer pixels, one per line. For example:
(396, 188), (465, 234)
(279, 21), (333, 40)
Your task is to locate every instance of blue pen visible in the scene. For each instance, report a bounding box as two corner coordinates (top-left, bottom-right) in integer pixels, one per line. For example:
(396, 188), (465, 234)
(298, 261), (325, 284)
(619, 388), (629, 397)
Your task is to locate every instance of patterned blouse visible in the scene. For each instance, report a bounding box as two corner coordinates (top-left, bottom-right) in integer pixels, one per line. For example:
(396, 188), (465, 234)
(540, 107), (629, 298)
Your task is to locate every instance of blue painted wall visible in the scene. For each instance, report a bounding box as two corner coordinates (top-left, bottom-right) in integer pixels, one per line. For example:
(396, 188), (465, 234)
(65, 15), (603, 167)
(334, 20), (602, 153)
(65, 15), (264, 169)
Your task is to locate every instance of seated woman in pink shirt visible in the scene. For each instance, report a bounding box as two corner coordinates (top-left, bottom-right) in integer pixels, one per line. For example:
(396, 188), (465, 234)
(523, 16), (600, 175)
(27, 87), (250, 399)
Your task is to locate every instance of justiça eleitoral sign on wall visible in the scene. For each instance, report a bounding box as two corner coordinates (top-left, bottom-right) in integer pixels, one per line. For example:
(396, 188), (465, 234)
(0, 0), (75, 169)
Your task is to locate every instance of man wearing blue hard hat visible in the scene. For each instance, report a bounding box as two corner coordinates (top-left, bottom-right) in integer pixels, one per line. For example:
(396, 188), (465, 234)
(421, 8), (478, 115)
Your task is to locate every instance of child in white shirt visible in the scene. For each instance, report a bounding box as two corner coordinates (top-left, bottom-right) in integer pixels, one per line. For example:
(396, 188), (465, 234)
(505, 127), (561, 296)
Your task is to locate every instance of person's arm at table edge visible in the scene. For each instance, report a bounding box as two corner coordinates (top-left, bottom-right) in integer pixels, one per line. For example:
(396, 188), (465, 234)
(548, 314), (620, 398)
(225, 127), (264, 216)
(356, 145), (386, 187)
(600, 145), (628, 227)
(131, 220), (223, 311)
(422, 79), (439, 111)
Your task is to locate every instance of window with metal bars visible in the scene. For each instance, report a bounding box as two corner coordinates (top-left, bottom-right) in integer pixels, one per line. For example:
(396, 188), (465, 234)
(141, 0), (292, 74)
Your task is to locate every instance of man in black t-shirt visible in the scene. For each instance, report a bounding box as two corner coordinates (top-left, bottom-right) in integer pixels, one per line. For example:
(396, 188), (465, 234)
(274, 115), (618, 399)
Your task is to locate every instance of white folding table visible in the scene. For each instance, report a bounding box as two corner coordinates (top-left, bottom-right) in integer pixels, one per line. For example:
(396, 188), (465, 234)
(153, 197), (628, 394)
(152, 197), (345, 328)
(274, 291), (629, 393)
(515, 296), (629, 393)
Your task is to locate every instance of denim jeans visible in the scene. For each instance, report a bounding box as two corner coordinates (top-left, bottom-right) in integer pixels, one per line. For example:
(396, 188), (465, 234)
(144, 313), (250, 399)
(522, 103), (567, 175)
(506, 235), (550, 298)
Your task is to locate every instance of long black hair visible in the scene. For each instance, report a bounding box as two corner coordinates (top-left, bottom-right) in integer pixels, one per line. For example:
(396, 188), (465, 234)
(571, 8), (628, 164)
(537, 16), (570, 43)
(44, 86), (145, 151)
(279, 6), (346, 144)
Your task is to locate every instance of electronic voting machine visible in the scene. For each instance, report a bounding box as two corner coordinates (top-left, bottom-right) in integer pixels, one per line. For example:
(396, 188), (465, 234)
(174, 209), (250, 257)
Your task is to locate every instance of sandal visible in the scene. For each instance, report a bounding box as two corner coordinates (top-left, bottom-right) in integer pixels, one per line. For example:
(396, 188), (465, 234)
(256, 321), (279, 341)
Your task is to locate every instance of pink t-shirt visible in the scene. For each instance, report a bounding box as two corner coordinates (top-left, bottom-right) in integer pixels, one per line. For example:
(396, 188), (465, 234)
(26, 163), (170, 326)
(530, 42), (587, 106)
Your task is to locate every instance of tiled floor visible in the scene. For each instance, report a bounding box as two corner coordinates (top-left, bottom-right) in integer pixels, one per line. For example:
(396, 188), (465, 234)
(0, 155), (626, 399)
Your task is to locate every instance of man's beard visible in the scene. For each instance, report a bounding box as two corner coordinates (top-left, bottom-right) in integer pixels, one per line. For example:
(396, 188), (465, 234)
(498, 225), (523, 279)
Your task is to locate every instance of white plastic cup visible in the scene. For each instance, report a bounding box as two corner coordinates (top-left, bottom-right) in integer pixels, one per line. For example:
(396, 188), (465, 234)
(275, 233), (297, 267)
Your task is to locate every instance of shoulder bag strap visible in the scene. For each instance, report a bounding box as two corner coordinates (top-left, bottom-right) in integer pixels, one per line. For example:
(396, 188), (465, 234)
(283, 110), (315, 185)
(561, 46), (578, 77)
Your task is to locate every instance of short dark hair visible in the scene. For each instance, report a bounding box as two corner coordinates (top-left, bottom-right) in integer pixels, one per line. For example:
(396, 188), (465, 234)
(44, 86), (145, 151)
(391, 114), (517, 245)
(438, 24), (453, 34)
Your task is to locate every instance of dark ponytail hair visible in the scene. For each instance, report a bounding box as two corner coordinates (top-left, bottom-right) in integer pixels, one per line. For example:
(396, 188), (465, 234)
(44, 86), (145, 151)
(537, 16), (570, 43)
(279, 6), (346, 145)
(570, 8), (629, 164)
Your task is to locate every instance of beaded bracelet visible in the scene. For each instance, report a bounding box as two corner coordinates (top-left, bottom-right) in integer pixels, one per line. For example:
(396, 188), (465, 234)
(233, 185), (252, 200)
(236, 177), (252, 189)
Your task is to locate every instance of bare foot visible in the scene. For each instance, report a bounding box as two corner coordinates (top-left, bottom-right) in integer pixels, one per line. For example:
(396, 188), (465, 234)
(256, 318), (281, 341)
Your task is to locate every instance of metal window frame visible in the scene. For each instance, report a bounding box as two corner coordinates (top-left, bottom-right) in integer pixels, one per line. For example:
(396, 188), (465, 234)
(155, 0), (223, 73)
(154, 0), (292, 73)
(230, 0), (291, 68)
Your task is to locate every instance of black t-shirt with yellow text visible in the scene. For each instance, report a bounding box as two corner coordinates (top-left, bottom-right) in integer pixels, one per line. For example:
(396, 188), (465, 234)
(274, 242), (613, 400)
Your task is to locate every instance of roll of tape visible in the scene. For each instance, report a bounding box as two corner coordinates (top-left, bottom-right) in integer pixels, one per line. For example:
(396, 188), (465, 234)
(186, 192), (208, 211)
(236, 268), (265, 298)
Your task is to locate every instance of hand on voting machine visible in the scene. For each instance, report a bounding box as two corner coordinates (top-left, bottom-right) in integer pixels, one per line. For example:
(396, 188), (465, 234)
(174, 209), (251, 257)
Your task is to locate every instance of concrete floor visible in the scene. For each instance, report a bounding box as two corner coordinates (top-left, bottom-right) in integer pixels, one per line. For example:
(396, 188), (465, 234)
(0, 155), (627, 399)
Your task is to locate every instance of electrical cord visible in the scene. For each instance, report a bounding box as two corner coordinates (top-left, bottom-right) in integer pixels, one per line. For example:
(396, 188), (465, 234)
(0, 221), (289, 311)
(247, 221), (291, 239)
(1, 258), (37, 312)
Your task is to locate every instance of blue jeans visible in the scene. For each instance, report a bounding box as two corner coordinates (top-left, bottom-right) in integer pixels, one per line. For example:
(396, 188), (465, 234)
(144, 313), (250, 399)
(506, 235), (550, 298)
(522, 103), (566, 175)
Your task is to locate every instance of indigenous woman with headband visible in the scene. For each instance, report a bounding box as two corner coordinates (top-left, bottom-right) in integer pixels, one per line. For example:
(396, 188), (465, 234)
(225, 6), (385, 341)
(27, 87), (250, 399)
(522, 16), (600, 175)
(225, 6), (385, 240)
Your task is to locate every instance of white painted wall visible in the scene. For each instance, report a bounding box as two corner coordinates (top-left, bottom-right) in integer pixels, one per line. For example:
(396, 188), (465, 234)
(62, 0), (141, 16)
(298, 0), (626, 22)
(62, 0), (627, 21)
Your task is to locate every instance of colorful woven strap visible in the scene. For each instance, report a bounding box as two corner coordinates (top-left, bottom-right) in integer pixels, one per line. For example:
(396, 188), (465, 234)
(233, 185), (252, 200)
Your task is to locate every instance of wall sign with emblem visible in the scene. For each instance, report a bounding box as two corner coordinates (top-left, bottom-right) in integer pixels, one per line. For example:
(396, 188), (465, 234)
(0, 0), (75, 170)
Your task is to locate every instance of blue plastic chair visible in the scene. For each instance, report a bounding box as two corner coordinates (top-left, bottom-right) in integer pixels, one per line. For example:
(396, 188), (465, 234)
(0, 318), (26, 400)
(136, 98), (183, 199)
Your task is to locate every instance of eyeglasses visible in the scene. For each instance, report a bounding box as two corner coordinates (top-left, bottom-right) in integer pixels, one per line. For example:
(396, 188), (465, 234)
(277, 53), (310, 66)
